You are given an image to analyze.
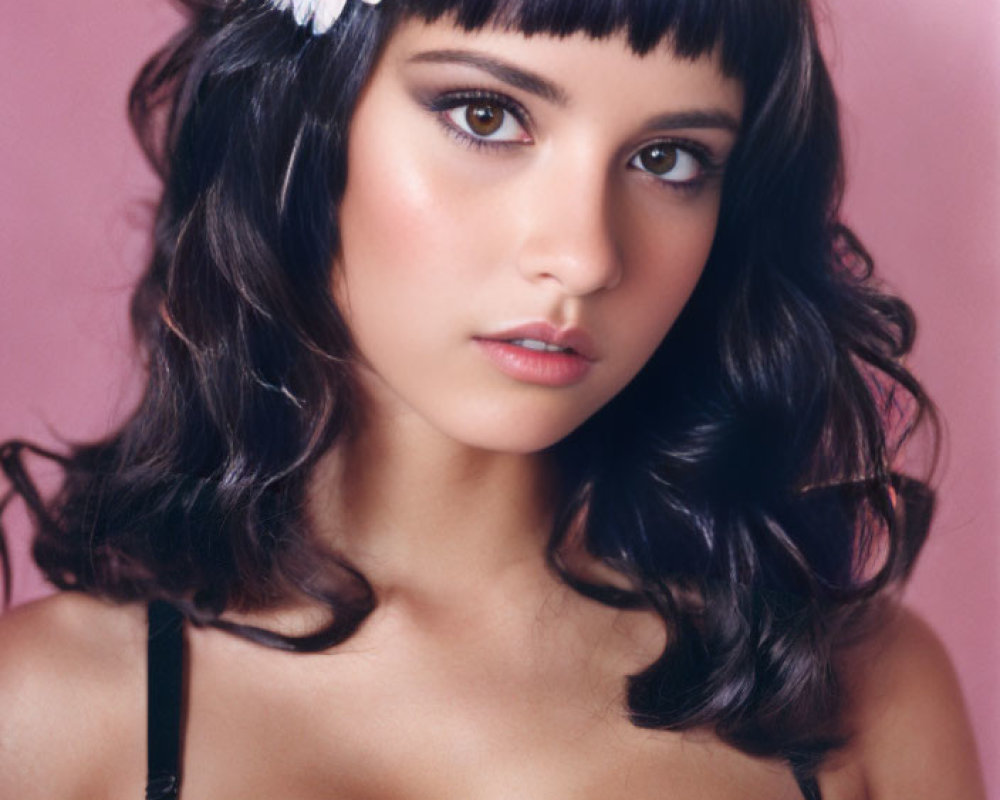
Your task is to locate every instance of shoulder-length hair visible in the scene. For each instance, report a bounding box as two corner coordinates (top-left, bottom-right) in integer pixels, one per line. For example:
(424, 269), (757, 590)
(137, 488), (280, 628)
(1, 0), (936, 774)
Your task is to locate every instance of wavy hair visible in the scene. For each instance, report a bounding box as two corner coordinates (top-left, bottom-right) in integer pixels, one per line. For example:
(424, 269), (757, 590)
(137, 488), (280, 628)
(1, 0), (936, 774)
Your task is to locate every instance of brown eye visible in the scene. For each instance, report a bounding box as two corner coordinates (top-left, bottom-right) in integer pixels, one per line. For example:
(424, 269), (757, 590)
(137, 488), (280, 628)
(638, 144), (678, 175)
(440, 96), (531, 145)
(465, 102), (505, 136)
(630, 142), (702, 185)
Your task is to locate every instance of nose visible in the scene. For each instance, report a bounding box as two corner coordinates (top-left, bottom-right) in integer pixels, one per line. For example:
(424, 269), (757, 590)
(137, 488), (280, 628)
(515, 153), (622, 296)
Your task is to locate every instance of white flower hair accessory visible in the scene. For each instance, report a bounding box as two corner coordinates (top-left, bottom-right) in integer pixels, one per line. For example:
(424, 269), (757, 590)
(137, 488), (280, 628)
(268, 0), (382, 35)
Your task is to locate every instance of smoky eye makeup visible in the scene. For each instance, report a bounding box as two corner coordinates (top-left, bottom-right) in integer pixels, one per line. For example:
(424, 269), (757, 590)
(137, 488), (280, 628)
(628, 137), (728, 194)
(414, 86), (535, 151)
(409, 82), (730, 193)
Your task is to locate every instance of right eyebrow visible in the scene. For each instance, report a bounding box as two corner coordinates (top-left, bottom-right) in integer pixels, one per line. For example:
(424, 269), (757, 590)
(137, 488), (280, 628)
(406, 49), (571, 107)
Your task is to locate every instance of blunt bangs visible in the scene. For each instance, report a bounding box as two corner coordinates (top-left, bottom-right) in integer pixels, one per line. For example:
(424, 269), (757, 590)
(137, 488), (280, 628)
(384, 0), (791, 78)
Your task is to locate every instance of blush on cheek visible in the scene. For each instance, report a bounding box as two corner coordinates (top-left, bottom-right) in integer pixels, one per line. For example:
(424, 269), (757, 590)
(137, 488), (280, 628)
(627, 213), (716, 292)
(342, 164), (432, 272)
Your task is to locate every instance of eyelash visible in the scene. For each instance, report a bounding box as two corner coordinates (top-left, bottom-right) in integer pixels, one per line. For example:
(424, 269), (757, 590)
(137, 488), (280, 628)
(425, 88), (723, 194)
(427, 88), (532, 151)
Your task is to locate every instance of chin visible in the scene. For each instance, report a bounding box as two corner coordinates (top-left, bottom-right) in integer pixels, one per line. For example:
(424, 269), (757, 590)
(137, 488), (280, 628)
(433, 407), (595, 455)
(464, 431), (571, 455)
(352, 363), (608, 455)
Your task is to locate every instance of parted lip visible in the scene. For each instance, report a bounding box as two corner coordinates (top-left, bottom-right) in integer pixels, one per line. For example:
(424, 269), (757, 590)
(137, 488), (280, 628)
(475, 322), (598, 361)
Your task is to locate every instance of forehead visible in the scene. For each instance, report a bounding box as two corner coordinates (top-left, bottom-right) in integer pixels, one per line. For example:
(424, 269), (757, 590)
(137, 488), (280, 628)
(381, 17), (744, 118)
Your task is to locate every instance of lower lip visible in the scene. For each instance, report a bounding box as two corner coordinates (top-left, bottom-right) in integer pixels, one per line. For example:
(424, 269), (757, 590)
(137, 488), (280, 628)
(473, 339), (592, 387)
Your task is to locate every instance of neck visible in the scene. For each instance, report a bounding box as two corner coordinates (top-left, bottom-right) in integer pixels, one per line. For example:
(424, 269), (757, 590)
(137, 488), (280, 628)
(307, 394), (560, 600)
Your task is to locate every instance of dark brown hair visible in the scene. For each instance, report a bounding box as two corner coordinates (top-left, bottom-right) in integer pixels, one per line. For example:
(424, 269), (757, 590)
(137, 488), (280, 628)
(1, 0), (937, 776)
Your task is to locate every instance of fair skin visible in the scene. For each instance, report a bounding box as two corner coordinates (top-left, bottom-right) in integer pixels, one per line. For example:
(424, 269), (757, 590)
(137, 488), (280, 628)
(0, 18), (986, 800)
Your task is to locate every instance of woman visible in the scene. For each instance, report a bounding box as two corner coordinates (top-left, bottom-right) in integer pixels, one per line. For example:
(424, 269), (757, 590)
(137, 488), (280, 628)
(0, 0), (985, 797)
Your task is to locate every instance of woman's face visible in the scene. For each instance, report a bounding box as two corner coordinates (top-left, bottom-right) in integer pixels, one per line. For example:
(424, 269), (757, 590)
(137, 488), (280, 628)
(334, 18), (743, 453)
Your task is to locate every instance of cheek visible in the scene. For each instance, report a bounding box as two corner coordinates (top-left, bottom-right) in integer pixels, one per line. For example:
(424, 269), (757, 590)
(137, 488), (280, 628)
(616, 194), (720, 354)
(336, 124), (513, 302)
(338, 137), (439, 282)
(335, 129), (457, 344)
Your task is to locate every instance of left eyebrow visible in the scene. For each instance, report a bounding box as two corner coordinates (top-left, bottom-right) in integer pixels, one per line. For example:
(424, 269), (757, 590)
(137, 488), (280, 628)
(642, 110), (741, 134)
(407, 49), (571, 106)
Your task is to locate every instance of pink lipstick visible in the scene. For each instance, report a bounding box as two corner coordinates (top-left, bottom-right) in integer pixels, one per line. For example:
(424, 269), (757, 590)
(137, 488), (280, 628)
(473, 322), (596, 387)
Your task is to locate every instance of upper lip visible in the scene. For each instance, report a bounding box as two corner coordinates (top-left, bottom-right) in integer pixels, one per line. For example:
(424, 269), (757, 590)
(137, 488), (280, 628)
(476, 322), (598, 361)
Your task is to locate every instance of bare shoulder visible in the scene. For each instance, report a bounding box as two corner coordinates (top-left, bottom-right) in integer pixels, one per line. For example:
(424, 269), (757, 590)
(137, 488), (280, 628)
(0, 592), (148, 799)
(829, 605), (986, 800)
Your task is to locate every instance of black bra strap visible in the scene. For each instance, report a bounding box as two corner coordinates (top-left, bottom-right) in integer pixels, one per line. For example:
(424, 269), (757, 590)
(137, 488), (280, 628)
(146, 600), (185, 800)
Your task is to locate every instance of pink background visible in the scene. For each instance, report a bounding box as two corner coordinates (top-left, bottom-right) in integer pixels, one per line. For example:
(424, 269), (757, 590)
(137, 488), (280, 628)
(2, 0), (997, 790)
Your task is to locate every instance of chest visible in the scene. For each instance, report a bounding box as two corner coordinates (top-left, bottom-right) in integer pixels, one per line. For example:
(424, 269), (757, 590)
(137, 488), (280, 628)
(168, 617), (805, 800)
